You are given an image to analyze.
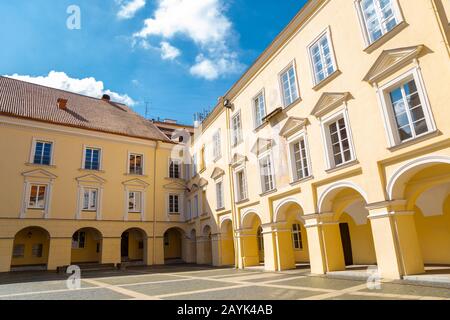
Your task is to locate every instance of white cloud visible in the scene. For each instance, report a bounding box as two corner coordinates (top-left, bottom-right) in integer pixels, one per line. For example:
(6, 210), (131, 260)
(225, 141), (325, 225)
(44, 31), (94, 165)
(190, 53), (244, 80)
(4, 71), (136, 106)
(160, 41), (181, 60)
(117, 0), (146, 20)
(134, 0), (244, 80)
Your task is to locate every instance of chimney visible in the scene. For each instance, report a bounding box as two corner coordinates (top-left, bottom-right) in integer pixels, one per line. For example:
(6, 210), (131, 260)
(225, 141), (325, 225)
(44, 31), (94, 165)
(57, 98), (68, 110)
(101, 94), (111, 102)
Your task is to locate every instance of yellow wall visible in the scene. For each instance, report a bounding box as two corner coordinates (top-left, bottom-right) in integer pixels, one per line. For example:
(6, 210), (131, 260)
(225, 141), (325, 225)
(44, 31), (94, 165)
(414, 196), (450, 264)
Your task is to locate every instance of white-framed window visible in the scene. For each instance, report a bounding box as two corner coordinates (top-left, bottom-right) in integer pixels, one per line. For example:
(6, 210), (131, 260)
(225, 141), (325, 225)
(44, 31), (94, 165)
(83, 147), (101, 171)
(308, 28), (337, 85)
(128, 191), (142, 213)
(193, 195), (199, 218)
(253, 91), (266, 128)
(72, 231), (86, 249)
(234, 167), (248, 202)
(32, 140), (53, 166)
(212, 130), (222, 160)
(129, 153), (143, 175)
(321, 110), (356, 169)
(231, 112), (243, 147)
(292, 224), (303, 250)
(28, 184), (47, 209)
(258, 152), (276, 193)
(355, 0), (403, 46)
(377, 68), (436, 147)
(168, 194), (180, 214)
(280, 62), (300, 107)
(169, 159), (182, 179)
(289, 135), (311, 182)
(216, 180), (224, 210)
(82, 188), (98, 211)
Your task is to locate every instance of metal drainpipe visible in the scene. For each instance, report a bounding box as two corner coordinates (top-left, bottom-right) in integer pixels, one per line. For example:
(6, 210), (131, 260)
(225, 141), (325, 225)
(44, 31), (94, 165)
(225, 106), (240, 269)
(152, 141), (159, 265)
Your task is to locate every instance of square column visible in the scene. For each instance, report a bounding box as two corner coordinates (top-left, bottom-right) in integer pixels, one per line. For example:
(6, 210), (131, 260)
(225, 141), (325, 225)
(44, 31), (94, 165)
(261, 224), (278, 272)
(143, 237), (154, 266)
(47, 237), (72, 270)
(237, 230), (259, 268)
(100, 237), (121, 265)
(304, 214), (345, 274)
(153, 236), (165, 265)
(368, 202), (424, 279)
(0, 238), (14, 273)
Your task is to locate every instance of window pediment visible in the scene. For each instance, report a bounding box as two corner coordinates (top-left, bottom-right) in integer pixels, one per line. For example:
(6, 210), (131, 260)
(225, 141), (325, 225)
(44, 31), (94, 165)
(251, 138), (274, 155)
(210, 167), (225, 180)
(363, 45), (425, 84)
(76, 174), (106, 185)
(198, 178), (209, 188)
(164, 181), (187, 191)
(311, 92), (352, 118)
(22, 169), (57, 180)
(230, 153), (247, 167)
(279, 117), (309, 138)
(122, 178), (150, 189)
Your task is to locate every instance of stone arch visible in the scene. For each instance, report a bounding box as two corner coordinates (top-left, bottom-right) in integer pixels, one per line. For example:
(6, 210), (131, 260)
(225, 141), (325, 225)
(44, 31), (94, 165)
(275, 198), (304, 223)
(318, 181), (369, 213)
(387, 155), (450, 200)
(11, 226), (50, 270)
(241, 209), (263, 229)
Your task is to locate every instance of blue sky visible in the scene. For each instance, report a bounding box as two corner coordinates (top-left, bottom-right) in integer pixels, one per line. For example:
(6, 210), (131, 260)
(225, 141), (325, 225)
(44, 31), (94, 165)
(0, 0), (308, 124)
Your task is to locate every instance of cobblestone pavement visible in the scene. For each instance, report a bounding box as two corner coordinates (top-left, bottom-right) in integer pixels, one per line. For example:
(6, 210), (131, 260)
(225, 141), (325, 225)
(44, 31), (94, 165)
(0, 265), (449, 300)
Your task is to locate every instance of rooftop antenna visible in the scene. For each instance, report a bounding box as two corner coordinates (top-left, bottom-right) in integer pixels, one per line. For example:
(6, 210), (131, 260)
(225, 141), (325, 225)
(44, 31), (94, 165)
(144, 101), (150, 119)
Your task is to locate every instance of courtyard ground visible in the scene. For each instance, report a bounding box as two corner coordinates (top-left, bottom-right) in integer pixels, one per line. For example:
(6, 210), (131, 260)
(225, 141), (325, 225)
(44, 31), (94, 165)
(0, 265), (449, 300)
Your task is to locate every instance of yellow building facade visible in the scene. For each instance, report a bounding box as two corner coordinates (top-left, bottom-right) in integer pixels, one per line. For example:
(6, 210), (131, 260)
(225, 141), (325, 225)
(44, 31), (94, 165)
(0, 0), (449, 281)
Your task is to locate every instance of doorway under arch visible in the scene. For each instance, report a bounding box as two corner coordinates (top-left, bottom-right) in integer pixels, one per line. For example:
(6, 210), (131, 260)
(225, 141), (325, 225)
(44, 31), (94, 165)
(241, 212), (264, 268)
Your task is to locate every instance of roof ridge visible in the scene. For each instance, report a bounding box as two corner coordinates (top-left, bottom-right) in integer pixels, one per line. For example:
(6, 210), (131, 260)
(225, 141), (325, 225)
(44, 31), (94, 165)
(0, 75), (129, 107)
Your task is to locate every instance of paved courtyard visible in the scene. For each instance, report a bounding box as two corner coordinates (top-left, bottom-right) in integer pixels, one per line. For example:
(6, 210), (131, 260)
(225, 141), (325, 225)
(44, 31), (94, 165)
(0, 265), (449, 300)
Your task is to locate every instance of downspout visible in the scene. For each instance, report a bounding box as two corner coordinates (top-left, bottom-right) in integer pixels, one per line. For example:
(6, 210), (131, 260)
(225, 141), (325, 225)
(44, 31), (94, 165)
(225, 106), (240, 269)
(152, 141), (159, 265)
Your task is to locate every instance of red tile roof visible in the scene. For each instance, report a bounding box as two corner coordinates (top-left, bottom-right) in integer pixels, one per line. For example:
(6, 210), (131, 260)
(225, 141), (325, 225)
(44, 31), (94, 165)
(0, 76), (171, 142)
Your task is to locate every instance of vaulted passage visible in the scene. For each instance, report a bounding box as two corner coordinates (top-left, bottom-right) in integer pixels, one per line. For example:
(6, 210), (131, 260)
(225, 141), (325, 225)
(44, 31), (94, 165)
(240, 213), (264, 268)
(11, 227), (50, 271)
(121, 228), (146, 264)
(164, 228), (183, 264)
(71, 228), (102, 264)
(220, 220), (235, 266)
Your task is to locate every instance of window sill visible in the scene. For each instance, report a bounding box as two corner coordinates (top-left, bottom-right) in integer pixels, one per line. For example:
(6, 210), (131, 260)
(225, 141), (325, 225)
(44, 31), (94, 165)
(290, 175), (314, 186)
(79, 168), (105, 173)
(312, 70), (342, 91)
(125, 173), (148, 178)
(25, 163), (56, 168)
(259, 189), (277, 197)
(199, 168), (206, 174)
(216, 207), (226, 212)
(282, 97), (302, 113)
(213, 156), (222, 163)
(168, 213), (181, 216)
(235, 198), (249, 205)
(387, 130), (441, 152)
(26, 208), (45, 211)
(232, 140), (244, 149)
(129, 211), (143, 214)
(363, 21), (408, 54)
(325, 159), (359, 174)
(253, 122), (268, 133)
(81, 210), (97, 213)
